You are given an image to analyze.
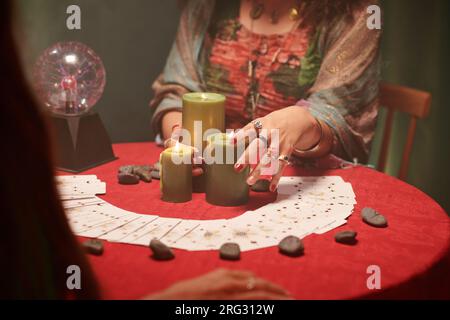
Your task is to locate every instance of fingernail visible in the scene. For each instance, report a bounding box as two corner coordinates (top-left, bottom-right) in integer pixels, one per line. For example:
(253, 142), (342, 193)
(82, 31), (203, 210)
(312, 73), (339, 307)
(234, 163), (243, 172)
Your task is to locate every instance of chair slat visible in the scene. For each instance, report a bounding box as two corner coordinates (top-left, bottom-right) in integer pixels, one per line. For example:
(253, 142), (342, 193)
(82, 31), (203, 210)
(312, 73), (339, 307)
(378, 82), (431, 181)
(380, 83), (432, 119)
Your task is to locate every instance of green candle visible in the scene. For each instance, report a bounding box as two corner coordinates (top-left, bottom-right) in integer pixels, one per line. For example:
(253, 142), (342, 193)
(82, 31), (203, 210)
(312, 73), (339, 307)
(182, 92), (226, 193)
(160, 143), (192, 203)
(205, 133), (249, 207)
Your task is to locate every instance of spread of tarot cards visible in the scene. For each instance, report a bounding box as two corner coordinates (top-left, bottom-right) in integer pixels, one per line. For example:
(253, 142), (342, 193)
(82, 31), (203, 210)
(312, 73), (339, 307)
(57, 175), (356, 252)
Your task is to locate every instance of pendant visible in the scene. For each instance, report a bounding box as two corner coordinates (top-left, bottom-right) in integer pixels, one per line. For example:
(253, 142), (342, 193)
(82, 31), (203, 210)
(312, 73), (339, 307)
(250, 3), (264, 20)
(248, 60), (257, 78)
(289, 7), (300, 21)
(251, 92), (260, 113)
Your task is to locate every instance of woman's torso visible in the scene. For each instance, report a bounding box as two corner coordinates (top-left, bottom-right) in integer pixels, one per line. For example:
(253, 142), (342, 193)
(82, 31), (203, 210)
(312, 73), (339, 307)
(204, 2), (311, 129)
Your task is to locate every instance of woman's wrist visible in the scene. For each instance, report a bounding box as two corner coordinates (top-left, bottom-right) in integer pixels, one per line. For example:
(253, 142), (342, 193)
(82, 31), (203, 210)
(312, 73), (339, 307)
(294, 119), (334, 158)
(290, 107), (322, 151)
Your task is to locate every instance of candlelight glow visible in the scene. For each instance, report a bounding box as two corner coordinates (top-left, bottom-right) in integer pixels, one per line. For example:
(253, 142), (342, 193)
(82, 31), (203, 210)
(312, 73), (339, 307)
(174, 141), (180, 151)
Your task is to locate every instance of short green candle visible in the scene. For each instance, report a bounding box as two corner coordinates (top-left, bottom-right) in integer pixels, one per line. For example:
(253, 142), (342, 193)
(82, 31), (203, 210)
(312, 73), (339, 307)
(182, 92), (226, 193)
(205, 133), (249, 207)
(160, 144), (193, 203)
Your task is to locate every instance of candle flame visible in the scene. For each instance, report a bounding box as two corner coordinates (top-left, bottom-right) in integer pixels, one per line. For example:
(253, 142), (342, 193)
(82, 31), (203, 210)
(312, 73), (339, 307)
(174, 141), (180, 150)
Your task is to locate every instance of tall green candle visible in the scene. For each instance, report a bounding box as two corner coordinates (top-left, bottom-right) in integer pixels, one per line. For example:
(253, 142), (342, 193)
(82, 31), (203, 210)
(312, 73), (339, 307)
(182, 92), (226, 193)
(205, 133), (249, 207)
(160, 143), (193, 203)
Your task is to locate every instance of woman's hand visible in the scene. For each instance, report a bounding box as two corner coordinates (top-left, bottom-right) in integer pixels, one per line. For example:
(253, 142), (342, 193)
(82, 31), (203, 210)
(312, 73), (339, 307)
(233, 106), (321, 192)
(146, 268), (292, 300)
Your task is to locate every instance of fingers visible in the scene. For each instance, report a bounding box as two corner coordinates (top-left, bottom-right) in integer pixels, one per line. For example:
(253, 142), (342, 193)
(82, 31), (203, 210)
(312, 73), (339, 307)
(213, 270), (289, 297)
(234, 137), (268, 174)
(230, 291), (293, 300)
(221, 269), (254, 280)
(269, 143), (293, 193)
(232, 119), (261, 145)
(252, 278), (289, 296)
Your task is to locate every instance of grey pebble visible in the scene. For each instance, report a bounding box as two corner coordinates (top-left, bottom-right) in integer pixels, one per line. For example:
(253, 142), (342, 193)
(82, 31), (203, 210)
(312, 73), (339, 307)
(118, 165), (135, 174)
(362, 207), (388, 228)
(151, 170), (160, 180)
(134, 166), (152, 183)
(278, 236), (304, 257)
(118, 172), (140, 185)
(334, 231), (358, 245)
(251, 180), (271, 192)
(219, 243), (241, 261)
(149, 239), (174, 261)
(82, 239), (104, 256)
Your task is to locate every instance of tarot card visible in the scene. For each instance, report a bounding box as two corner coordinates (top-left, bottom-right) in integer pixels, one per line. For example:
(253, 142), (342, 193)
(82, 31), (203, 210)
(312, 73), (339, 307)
(159, 220), (202, 247)
(101, 214), (159, 242)
(78, 213), (141, 238)
(121, 217), (182, 246)
(172, 219), (229, 251)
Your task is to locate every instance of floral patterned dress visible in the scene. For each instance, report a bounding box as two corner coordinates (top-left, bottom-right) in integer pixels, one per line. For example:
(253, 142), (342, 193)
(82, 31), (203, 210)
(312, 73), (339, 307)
(203, 17), (311, 129)
(151, 0), (381, 163)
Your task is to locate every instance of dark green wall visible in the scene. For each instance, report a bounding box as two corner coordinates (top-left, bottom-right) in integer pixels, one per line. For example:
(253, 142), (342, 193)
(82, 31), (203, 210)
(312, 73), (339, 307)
(18, 0), (180, 143)
(370, 0), (450, 213)
(18, 0), (449, 213)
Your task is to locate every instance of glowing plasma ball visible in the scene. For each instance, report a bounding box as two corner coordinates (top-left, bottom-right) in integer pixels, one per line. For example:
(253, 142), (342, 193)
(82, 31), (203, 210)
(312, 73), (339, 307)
(34, 41), (106, 116)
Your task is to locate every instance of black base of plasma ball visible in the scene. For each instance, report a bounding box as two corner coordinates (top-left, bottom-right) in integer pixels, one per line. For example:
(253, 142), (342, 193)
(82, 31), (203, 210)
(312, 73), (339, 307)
(50, 112), (117, 173)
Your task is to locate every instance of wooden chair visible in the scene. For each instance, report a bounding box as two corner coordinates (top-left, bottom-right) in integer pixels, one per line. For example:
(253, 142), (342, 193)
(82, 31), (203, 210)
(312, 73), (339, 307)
(378, 82), (432, 181)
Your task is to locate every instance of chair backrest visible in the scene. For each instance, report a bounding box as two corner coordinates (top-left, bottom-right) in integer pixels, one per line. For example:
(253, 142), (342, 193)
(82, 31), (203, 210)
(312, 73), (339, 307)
(378, 82), (432, 181)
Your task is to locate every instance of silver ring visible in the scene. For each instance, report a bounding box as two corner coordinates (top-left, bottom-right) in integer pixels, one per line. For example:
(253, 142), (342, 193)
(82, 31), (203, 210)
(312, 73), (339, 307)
(252, 120), (263, 137)
(246, 277), (256, 290)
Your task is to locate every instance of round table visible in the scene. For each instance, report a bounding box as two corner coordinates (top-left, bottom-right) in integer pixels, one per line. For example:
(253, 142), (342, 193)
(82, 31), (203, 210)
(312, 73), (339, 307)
(78, 142), (450, 299)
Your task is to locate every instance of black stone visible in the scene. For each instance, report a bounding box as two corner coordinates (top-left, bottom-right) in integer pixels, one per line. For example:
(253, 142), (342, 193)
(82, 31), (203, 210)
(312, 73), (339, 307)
(219, 243), (241, 261)
(118, 172), (140, 185)
(149, 239), (174, 261)
(361, 207), (388, 228)
(278, 236), (304, 257)
(251, 180), (271, 192)
(82, 239), (104, 256)
(334, 231), (358, 245)
(151, 170), (160, 180)
(134, 166), (153, 183)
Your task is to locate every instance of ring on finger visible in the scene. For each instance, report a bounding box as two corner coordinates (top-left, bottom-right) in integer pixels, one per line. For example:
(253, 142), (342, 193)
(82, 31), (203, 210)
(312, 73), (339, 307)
(278, 155), (291, 165)
(252, 119), (263, 138)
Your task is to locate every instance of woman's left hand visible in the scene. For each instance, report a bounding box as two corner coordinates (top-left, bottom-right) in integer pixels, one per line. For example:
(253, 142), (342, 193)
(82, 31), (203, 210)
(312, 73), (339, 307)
(233, 106), (321, 192)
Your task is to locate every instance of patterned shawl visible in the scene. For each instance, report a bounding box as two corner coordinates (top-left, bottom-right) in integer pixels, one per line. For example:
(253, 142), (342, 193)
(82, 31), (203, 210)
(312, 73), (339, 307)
(150, 0), (381, 163)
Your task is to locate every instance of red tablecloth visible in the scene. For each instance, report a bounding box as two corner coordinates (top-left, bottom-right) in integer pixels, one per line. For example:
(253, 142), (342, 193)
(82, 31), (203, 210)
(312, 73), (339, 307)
(74, 142), (450, 299)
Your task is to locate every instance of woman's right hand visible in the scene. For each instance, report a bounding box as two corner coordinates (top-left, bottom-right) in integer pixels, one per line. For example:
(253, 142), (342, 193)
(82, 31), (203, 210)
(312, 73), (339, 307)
(146, 268), (292, 300)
